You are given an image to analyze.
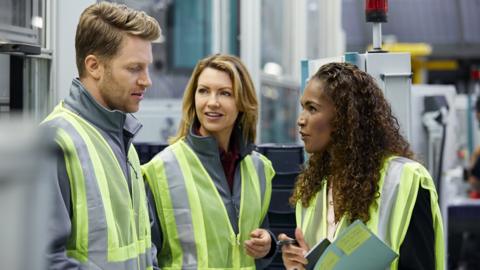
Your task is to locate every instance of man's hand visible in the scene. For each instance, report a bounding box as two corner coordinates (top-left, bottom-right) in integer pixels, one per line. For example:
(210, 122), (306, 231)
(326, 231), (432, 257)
(244, 228), (272, 258)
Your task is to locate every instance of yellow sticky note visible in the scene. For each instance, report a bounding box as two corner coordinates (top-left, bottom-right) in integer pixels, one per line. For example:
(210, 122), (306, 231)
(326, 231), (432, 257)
(315, 250), (339, 270)
(335, 222), (371, 255)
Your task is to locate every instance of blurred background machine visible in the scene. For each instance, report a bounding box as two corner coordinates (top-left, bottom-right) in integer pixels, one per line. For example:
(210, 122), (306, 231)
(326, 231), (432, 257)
(256, 144), (304, 270)
(448, 201), (480, 270)
(0, 117), (55, 270)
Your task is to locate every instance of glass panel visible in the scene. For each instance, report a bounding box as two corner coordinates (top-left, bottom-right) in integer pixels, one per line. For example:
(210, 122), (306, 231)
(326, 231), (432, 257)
(38, 0), (45, 47)
(0, 0), (29, 27)
(261, 0), (287, 76)
(260, 83), (300, 143)
(306, 0), (321, 58)
(0, 55), (10, 113)
(0, 0), (42, 44)
(172, 0), (212, 69)
(152, 0), (211, 98)
(229, 0), (239, 55)
(24, 57), (51, 120)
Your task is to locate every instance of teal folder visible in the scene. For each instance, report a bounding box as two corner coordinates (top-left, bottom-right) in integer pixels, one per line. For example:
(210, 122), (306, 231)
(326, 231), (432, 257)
(305, 220), (398, 270)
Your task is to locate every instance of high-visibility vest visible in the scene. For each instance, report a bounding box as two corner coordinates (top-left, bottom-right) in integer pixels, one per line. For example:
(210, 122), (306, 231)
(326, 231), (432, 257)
(296, 156), (444, 270)
(42, 102), (153, 270)
(142, 140), (274, 269)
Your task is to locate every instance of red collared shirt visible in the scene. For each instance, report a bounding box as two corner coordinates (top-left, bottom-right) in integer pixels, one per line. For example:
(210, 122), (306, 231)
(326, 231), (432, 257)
(194, 127), (240, 192)
(219, 144), (239, 192)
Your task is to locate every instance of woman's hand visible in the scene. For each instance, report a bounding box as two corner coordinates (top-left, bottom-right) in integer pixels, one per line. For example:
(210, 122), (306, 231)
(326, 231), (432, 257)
(244, 228), (272, 258)
(279, 228), (309, 270)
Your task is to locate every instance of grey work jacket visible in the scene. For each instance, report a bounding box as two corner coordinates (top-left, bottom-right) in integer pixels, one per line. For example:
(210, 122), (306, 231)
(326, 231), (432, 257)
(45, 78), (157, 269)
(147, 123), (277, 269)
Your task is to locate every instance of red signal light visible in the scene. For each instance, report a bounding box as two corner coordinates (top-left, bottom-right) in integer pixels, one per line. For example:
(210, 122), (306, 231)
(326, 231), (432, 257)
(365, 0), (388, 22)
(472, 68), (480, 81)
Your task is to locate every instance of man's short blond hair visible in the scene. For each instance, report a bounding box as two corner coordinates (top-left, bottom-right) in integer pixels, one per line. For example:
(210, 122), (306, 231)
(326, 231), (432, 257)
(75, 2), (161, 78)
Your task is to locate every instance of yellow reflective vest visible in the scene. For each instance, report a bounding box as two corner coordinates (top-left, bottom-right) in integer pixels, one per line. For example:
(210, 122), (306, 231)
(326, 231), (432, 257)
(143, 140), (274, 269)
(296, 156), (444, 270)
(43, 102), (153, 270)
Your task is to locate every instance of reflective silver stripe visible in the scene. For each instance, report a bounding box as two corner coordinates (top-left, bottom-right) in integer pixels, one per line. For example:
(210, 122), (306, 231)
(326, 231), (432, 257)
(135, 250), (153, 270)
(47, 118), (151, 270)
(157, 147), (267, 268)
(143, 247), (153, 269)
(46, 118), (107, 258)
(250, 151), (267, 209)
(377, 157), (410, 244)
(88, 250), (152, 270)
(159, 148), (198, 266)
(88, 257), (138, 270)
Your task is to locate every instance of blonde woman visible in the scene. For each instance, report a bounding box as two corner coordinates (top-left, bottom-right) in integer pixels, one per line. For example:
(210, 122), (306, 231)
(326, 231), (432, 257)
(142, 54), (276, 269)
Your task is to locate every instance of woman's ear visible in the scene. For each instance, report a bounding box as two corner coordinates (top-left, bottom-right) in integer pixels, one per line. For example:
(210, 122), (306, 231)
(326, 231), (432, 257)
(84, 54), (103, 80)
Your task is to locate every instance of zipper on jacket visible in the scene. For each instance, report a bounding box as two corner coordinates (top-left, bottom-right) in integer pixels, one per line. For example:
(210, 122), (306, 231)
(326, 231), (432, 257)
(236, 233), (241, 246)
(126, 158), (136, 198)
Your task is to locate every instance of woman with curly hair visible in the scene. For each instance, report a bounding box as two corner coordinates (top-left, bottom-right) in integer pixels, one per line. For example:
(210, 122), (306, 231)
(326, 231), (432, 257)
(279, 62), (444, 270)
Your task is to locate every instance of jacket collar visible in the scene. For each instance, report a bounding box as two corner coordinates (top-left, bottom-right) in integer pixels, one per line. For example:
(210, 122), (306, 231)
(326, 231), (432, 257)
(184, 120), (254, 159)
(64, 78), (142, 137)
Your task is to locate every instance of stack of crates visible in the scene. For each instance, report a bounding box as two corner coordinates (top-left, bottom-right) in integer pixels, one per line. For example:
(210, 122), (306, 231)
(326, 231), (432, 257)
(256, 143), (304, 269)
(134, 143), (169, 165)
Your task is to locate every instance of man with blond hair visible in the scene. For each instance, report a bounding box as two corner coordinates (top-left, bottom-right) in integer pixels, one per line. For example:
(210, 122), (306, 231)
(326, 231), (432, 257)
(42, 2), (160, 269)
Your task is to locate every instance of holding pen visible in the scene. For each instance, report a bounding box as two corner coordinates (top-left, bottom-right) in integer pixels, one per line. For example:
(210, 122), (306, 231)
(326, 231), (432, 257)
(277, 239), (298, 247)
(278, 228), (309, 270)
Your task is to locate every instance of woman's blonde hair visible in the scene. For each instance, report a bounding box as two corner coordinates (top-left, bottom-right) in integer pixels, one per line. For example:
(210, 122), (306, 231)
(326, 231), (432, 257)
(170, 54), (258, 144)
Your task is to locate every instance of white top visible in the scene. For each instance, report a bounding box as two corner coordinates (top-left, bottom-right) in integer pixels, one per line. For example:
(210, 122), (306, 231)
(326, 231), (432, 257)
(327, 186), (339, 241)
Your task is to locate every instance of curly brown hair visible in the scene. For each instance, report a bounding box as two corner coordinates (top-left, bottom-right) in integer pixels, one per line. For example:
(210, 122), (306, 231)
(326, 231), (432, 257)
(291, 62), (413, 223)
